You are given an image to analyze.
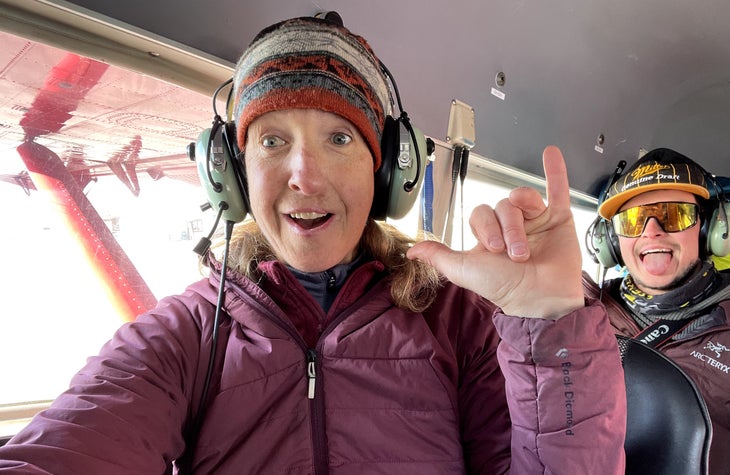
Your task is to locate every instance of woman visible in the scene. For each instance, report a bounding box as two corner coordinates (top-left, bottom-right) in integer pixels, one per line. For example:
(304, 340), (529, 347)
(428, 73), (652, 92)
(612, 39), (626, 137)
(0, 16), (626, 474)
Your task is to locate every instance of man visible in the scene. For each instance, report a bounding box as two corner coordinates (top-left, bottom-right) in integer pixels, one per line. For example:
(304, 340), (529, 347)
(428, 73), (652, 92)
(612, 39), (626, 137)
(585, 147), (730, 474)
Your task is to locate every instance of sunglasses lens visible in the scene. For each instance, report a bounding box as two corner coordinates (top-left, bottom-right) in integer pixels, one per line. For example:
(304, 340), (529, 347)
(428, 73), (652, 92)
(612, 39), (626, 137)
(665, 202), (698, 232)
(612, 207), (646, 237)
(612, 202), (698, 237)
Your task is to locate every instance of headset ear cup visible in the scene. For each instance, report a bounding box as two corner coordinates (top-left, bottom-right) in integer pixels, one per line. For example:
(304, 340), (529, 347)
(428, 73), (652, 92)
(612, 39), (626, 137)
(371, 115), (397, 220)
(222, 122), (251, 217)
(606, 222), (623, 267)
(590, 218), (623, 268)
(371, 115), (426, 220)
(707, 201), (730, 257)
(193, 121), (249, 223)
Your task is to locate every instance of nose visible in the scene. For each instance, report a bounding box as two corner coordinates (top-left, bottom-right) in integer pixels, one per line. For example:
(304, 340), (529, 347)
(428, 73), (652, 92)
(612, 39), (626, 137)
(641, 216), (667, 236)
(287, 142), (325, 194)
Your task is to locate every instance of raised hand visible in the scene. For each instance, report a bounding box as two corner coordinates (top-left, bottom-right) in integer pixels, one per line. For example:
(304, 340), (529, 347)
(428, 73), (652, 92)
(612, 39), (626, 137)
(407, 146), (584, 319)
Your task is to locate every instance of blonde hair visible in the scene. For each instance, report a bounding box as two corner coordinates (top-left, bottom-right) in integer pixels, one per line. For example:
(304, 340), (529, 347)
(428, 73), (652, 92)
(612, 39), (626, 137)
(213, 219), (442, 313)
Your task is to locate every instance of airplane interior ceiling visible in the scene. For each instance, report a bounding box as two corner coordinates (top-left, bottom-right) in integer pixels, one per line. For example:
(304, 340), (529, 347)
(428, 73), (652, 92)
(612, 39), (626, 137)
(6, 0), (730, 196)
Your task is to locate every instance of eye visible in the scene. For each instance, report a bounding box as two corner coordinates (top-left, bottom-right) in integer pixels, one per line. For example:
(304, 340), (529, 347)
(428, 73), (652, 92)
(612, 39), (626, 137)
(261, 135), (285, 148)
(332, 132), (352, 146)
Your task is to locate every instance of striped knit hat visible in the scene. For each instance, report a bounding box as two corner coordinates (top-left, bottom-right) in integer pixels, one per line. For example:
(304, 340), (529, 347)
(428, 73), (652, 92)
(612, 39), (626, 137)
(231, 17), (392, 170)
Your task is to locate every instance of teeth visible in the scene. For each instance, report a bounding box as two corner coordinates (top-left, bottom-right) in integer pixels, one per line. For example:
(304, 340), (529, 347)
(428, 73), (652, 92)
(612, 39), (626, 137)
(642, 249), (670, 256)
(290, 211), (326, 220)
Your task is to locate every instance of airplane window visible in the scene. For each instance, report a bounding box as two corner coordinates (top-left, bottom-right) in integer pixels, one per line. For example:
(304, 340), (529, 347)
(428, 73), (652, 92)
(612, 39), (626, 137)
(0, 30), (215, 436)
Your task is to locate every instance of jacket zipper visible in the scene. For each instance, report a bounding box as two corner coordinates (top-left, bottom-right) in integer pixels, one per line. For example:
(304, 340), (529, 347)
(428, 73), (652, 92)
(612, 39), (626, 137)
(307, 349), (317, 399)
(231, 303), (330, 473)
(307, 348), (329, 475)
(304, 295), (383, 475)
(228, 271), (388, 475)
(224, 293), (327, 472)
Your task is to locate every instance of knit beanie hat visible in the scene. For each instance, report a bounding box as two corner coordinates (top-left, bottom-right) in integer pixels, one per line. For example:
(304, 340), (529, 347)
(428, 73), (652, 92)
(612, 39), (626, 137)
(598, 148), (710, 219)
(231, 16), (392, 170)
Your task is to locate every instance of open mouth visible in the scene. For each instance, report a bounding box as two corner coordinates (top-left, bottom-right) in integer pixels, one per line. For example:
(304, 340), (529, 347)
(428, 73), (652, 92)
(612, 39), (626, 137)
(639, 248), (674, 275)
(289, 211), (332, 230)
(640, 248), (672, 261)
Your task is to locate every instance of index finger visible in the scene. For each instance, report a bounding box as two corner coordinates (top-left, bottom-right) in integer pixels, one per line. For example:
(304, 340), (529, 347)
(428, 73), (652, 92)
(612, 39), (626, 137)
(542, 145), (572, 211)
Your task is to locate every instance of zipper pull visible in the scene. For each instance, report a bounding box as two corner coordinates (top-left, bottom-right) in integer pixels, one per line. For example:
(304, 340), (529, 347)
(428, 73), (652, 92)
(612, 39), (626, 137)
(307, 349), (317, 399)
(326, 270), (336, 290)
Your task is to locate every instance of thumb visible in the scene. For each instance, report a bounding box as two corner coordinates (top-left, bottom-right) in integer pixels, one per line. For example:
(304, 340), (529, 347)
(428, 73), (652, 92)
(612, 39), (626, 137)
(407, 240), (468, 286)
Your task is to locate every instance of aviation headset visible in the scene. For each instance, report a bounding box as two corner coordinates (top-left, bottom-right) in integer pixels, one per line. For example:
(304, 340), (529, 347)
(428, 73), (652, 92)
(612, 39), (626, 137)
(188, 18), (426, 227)
(586, 155), (730, 269)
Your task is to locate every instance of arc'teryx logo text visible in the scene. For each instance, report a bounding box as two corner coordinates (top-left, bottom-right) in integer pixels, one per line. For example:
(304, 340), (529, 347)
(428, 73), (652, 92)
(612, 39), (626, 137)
(691, 341), (730, 374)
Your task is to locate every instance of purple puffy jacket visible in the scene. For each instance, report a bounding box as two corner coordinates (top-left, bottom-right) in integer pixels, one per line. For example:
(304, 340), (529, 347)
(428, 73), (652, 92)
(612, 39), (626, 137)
(0, 260), (626, 474)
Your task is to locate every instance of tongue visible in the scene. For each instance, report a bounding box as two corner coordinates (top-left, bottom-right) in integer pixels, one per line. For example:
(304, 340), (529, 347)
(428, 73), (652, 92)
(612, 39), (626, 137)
(296, 217), (328, 230)
(642, 252), (672, 275)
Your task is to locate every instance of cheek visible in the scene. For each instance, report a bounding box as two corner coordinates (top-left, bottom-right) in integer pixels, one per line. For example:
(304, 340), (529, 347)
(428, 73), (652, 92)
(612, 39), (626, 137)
(618, 238), (636, 263)
(244, 163), (275, 212)
(679, 229), (701, 260)
(347, 169), (374, 209)
(357, 170), (374, 197)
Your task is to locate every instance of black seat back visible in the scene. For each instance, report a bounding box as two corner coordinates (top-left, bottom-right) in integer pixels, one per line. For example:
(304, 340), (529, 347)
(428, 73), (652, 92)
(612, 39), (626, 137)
(618, 335), (712, 475)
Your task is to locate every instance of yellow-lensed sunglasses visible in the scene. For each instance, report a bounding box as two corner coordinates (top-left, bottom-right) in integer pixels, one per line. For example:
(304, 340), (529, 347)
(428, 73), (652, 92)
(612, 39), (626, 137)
(611, 201), (699, 238)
